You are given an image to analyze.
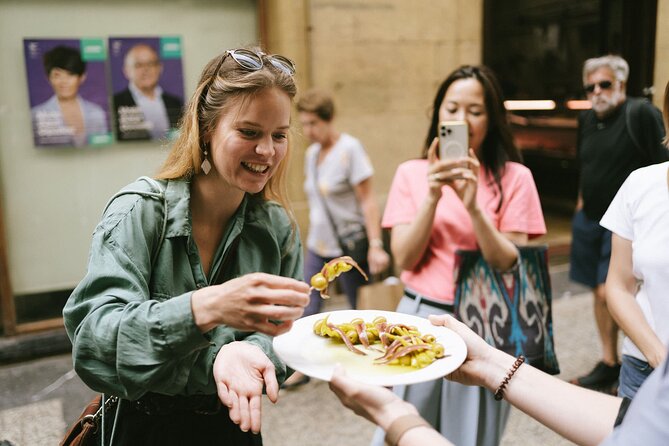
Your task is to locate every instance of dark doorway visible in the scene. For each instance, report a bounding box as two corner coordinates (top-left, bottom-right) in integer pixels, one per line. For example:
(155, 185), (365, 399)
(483, 0), (658, 208)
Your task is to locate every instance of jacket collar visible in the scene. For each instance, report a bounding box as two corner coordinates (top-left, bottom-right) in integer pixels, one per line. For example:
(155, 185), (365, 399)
(162, 178), (250, 240)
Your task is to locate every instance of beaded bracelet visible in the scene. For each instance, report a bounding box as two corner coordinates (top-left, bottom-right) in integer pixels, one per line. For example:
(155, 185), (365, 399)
(385, 414), (430, 446)
(494, 355), (525, 401)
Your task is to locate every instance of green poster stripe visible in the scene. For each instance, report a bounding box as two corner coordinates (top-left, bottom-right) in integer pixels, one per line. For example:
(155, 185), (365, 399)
(160, 36), (182, 59)
(88, 133), (113, 146)
(80, 38), (107, 61)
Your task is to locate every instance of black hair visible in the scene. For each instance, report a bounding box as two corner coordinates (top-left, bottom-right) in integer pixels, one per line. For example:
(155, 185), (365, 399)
(423, 65), (522, 212)
(43, 45), (86, 77)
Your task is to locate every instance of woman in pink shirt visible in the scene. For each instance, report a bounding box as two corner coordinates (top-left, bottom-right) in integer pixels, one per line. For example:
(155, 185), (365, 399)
(372, 65), (546, 446)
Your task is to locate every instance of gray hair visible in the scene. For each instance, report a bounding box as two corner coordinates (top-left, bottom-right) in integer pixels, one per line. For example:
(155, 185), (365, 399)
(582, 55), (629, 84)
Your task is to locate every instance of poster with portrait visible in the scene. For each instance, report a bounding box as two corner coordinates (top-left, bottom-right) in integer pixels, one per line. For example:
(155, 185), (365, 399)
(109, 36), (185, 142)
(23, 38), (112, 148)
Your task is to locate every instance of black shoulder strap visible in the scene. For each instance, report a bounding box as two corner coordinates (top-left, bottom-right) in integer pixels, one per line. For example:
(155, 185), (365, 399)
(625, 98), (650, 158)
(625, 98), (650, 162)
(312, 149), (348, 253)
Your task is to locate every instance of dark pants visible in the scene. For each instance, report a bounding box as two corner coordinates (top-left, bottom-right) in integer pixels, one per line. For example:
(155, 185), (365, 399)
(303, 249), (369, 316)
(99, 396), (262, 446)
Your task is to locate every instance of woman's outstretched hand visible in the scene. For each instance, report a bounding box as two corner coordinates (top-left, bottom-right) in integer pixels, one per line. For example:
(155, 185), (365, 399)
(192, 272), (310, 336)
(214, 341), (279, 434)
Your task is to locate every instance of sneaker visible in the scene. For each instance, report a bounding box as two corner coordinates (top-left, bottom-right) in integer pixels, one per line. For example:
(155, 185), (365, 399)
(570, 361), (620, 392)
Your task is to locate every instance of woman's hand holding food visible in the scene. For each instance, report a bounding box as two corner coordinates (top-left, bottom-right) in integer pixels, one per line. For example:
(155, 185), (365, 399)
(192, 273), (310, 336)
(214, 341), (278, 434)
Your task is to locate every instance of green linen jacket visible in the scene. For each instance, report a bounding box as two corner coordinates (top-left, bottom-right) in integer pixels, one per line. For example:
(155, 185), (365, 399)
(63, 178), (303, 400)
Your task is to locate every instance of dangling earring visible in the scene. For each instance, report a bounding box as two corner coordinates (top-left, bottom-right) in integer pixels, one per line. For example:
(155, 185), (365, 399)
(201, 143), (212, 174)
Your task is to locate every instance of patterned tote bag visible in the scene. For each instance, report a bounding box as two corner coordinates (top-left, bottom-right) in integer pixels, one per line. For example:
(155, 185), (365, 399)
(453, 245), (560, 374)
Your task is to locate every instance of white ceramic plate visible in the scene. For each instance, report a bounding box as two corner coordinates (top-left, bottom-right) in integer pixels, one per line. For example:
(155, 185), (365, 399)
(273, 309), (467, 386)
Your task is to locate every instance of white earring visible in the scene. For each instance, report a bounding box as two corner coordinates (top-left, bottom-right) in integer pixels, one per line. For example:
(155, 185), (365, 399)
(201, 144), (211, 174)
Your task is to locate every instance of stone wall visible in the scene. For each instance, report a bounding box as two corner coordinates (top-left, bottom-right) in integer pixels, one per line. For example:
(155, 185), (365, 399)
(654, 0), (669, 110)
(265, 0), (483, 235)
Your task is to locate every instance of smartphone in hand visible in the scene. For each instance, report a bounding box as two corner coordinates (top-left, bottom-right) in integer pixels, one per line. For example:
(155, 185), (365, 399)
(438, 121), (469, 159)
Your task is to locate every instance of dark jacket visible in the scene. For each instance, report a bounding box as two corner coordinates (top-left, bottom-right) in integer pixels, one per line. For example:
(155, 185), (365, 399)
(113, 88), (183, 141)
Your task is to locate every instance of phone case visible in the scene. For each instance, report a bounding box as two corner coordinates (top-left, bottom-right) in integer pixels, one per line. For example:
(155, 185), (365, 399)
(438, 121), (469, 159)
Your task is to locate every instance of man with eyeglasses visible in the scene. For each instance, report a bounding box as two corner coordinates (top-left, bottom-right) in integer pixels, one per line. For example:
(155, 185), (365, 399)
(113, 43), (183, 141)
(569, 54), (668, 394)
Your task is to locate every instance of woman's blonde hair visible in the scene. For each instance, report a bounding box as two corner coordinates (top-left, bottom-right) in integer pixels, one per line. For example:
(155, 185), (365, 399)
(156, 46), (298, 212)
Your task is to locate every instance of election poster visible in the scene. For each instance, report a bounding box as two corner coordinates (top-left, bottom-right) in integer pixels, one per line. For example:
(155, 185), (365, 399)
(109, 36), (185, 142)
(24, 38), (112, 148)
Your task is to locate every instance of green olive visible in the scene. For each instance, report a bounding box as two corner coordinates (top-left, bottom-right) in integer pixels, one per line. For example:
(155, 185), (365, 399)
(310, 273), (328, 290)
(422, 334), (436, 343)
(373, 316), (387, 325)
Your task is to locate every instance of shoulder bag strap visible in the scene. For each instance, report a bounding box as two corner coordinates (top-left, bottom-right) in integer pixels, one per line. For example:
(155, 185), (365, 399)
(625, 98), (653, 163)
(96, 176), (168, 445)
(312, 149), (348, 253)
(626, 99), (641, 153)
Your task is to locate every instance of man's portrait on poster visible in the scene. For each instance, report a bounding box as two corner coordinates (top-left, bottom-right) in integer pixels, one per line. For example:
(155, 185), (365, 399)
(110, 38), (184, 142)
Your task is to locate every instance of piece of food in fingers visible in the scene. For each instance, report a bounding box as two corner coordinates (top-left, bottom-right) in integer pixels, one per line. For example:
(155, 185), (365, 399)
(310, 256), (368, 299)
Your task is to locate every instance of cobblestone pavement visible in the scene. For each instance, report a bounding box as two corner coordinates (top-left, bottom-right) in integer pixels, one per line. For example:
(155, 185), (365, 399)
(0, 269), (596, 446)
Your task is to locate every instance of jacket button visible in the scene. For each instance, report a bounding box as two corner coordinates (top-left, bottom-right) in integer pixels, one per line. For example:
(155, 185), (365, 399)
(196, 283), (205, 289)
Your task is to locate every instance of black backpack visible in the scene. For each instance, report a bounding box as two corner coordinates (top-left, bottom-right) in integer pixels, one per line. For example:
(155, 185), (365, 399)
(625, 97), (668, 164)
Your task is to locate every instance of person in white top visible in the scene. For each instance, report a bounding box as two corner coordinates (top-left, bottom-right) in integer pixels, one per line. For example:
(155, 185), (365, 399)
(600, 81), (669, 399)
(297, 88), (390, 315)
(282, 89), (390, 388)
(601, 164), (669, 398)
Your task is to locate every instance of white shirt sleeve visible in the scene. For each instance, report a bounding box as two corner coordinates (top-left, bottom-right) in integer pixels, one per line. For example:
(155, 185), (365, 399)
(346, 136), (374, 186)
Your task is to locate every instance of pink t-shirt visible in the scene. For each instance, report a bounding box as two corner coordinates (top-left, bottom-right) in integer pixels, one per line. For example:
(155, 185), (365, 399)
(382, 159), (546, 303)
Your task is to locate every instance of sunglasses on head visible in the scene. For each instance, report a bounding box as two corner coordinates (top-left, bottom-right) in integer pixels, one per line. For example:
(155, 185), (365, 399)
(584, 80), (613, 93)
(214, 49), (296, 77)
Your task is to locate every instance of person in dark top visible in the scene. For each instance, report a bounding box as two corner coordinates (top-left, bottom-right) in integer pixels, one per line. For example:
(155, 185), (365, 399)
(569, 54), (668, 393)
(113, 43), (183, 141)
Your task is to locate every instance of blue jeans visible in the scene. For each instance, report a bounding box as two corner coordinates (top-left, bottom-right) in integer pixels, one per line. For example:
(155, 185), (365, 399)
(618, 354), (654, 399)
